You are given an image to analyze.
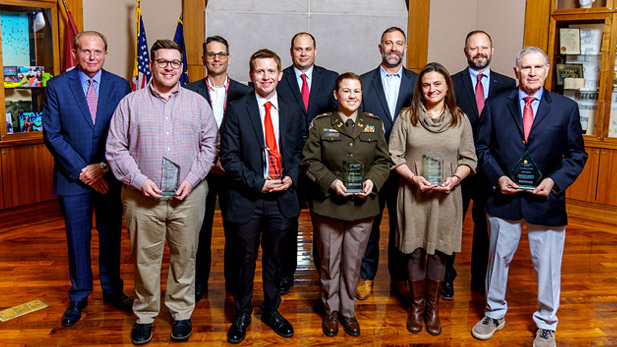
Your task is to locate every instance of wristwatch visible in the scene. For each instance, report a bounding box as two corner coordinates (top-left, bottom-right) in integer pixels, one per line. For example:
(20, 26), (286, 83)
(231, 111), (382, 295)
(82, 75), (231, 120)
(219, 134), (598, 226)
(99, 161), (110, 173)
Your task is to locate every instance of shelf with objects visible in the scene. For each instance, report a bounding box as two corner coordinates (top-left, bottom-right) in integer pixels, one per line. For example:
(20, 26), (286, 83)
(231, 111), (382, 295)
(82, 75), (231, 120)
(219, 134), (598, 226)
(0, 1), (60, 210)
(542, 3), (617, 216)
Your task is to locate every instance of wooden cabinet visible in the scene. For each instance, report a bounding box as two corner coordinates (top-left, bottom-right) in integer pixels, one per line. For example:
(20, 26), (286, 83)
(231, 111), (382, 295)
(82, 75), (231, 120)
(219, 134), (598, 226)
(0, 0), (59, 210)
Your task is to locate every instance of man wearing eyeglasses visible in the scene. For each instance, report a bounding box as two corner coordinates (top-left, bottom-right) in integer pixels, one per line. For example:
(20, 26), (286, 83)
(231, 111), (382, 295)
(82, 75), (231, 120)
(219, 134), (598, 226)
(43, 31), (133, 327)
(106, 39), (218, 345)
(184, 36), (252, 301)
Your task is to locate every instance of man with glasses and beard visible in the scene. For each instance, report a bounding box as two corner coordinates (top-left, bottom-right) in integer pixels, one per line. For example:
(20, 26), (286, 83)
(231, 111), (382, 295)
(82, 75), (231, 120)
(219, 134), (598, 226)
(357, 26), (418, 301)
(445, 31), (516, 300)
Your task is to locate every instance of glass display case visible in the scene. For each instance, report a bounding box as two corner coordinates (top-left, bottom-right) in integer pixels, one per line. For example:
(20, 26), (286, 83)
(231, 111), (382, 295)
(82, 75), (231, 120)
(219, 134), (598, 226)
(0, 3), (55, 142)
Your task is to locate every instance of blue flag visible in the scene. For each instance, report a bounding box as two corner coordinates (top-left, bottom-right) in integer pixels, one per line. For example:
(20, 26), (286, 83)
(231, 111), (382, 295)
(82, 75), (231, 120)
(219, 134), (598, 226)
(173, 17), (189, 86)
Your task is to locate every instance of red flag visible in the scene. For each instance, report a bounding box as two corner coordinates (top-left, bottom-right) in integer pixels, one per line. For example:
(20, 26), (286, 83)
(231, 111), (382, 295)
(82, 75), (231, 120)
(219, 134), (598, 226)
(63, 8), (79, 72)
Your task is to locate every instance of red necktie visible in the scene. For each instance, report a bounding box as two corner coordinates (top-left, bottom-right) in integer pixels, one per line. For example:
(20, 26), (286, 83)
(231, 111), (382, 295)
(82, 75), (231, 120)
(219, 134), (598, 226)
(300, 74), (309, 111)
(475, 73), (485, 116)
(264, 102), (282, 179)
(523, 96), (535, 141)
(86, 79), (97, 124)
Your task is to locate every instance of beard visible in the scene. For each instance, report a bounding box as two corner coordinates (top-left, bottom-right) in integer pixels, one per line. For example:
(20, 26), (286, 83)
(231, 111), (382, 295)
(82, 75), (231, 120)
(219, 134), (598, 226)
(467, 53), (491, 70)
(381, 50), (403, 67)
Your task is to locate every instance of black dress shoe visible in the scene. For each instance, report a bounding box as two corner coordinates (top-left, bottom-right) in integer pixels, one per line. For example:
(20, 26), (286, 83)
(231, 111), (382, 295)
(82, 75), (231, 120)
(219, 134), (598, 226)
(131, 322), (153, 345)
(278, 276), (293, 295)
(440, 281), (454, 300)
(227, 313), (251, 344)
(171, 319), (192, 342)
(261, 311), (294, 338)
(103, 292), (134, 312)
(61, 299), (88, 327)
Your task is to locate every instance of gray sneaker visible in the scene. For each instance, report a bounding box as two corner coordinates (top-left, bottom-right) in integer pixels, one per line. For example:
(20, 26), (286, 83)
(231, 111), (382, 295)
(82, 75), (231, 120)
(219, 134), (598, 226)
(471, 316), (505, 340)
(533, 329), (556, 347)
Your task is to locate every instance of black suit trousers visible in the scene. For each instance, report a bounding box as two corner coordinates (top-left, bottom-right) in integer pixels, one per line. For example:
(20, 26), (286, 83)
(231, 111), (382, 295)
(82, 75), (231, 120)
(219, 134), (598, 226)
(230, 197), (292, 314)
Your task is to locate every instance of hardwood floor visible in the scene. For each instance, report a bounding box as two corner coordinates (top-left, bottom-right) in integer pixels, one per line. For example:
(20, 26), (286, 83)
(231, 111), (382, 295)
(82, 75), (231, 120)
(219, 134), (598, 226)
(0, 205), (616, 346)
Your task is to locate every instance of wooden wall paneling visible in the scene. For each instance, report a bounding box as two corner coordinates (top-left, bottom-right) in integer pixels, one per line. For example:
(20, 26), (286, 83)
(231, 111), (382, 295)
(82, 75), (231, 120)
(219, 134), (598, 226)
(56, 0), (83, 75)
(566, 147), (600, 202)
(406, 0), (429, 73)
(0, 152), (4, 209)
(523, 0), (551, 51)
(1, 144), (55, 208)
(183, 0), (206, 83)
(596, 148), (617, 205)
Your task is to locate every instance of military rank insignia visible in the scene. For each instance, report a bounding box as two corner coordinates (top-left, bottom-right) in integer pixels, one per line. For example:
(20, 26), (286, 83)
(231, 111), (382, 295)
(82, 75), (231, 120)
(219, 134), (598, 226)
(363, 125), (375, 133)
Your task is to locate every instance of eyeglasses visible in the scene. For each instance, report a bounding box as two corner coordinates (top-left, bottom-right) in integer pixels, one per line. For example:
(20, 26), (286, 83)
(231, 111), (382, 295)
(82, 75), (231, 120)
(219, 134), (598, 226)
(154, 59), (182, 69)
(206, 52), (229, 59)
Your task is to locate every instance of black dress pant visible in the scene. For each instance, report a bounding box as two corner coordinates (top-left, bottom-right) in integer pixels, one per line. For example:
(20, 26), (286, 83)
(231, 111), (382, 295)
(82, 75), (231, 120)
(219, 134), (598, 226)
(360, 172), (408, 282)
(230, 197), (293, 314)
(444, 174), (491, 284)
(195, 173), (237, 292)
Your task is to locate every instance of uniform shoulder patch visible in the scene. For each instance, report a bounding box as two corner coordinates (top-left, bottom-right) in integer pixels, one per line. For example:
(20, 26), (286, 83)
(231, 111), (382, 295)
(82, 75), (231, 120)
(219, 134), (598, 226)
(366, 112), (379, 119)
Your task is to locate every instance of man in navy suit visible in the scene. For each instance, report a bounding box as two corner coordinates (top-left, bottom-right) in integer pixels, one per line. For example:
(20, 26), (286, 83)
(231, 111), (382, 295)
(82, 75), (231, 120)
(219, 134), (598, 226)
(357, 26), (418, 300)
(184, 35), (252, 301)
(444, 30), (516, 299)
(276, 32), (338, 294)
(220, 49), (303, 344)
(471, 47), (587, 347)
(42, 31), (133, 327)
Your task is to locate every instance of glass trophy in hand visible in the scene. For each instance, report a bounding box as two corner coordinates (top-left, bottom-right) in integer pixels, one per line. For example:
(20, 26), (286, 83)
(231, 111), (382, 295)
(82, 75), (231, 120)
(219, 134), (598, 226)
(345, 155), (364, 194)
(263, 146), (283, 182)
(423, 150), (443, 186)
(510, 150), (542, 190)
(160, 157), (181, 196)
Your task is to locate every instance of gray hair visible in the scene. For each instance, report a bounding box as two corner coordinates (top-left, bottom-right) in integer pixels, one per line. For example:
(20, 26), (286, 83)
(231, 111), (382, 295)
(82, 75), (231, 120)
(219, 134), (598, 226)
(515, 46), (549, 70)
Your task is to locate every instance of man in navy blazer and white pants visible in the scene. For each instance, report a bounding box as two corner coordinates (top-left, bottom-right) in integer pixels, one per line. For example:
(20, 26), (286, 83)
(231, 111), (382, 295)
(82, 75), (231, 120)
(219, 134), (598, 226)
(43, 31), (133, 327)
(472, 47), (587, 347)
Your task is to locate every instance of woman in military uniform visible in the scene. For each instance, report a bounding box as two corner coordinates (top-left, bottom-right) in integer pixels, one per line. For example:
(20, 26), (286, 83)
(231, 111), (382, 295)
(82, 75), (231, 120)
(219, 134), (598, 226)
(301, 72), (392, 337)
(389, 62), (477, 336)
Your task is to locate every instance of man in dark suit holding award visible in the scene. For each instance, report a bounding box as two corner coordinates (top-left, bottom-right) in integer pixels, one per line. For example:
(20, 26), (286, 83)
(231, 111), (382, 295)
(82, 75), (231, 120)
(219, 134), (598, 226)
(471, 47), (587, 347)
(185, 35), (252, 301)
(444, 30), (516, 299)
(42, 31), (133, 327)
(220, 49), (303, 343)
(357, 26), (418, 300)
(276, 32), (338, 294)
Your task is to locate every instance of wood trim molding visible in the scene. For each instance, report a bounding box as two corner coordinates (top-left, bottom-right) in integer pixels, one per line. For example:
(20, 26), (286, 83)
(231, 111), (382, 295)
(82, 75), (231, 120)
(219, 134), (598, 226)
(183, 0), (206, 82)
(523, 0), (551, 51)
(406, 0), (430, 73)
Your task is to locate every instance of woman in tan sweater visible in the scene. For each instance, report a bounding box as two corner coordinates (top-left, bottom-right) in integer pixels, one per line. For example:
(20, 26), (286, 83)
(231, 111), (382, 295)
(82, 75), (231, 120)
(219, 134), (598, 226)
(389, 62), (477, 336)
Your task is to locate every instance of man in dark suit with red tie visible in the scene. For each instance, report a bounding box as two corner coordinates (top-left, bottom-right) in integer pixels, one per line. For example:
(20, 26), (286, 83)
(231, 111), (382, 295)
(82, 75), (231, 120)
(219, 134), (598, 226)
(357, 26), (418, 301)
(184, 35), (252, 301)
(220, 49), (303, 344)
(276, 32), (338, 293)
(42, 31), (133, 327)
(444, 30), (516, 299)
(471, 47), (587, 347)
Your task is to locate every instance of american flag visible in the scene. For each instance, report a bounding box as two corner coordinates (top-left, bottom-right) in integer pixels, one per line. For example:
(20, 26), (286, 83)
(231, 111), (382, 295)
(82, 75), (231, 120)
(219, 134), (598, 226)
(131, 2), (151, 91)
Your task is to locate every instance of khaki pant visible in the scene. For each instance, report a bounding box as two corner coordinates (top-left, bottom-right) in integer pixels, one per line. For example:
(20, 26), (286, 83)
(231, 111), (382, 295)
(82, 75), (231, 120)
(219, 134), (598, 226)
(122, 182), (207, 324)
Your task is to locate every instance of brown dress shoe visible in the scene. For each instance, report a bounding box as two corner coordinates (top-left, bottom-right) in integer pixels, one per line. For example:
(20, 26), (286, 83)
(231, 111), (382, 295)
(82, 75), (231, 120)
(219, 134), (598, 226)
(339, 314), (360, 337)
(424, 279), (443, 336)
(356, 279), (373, 300)
(407, 279), (425, 333)
(322, 312), (338, 337)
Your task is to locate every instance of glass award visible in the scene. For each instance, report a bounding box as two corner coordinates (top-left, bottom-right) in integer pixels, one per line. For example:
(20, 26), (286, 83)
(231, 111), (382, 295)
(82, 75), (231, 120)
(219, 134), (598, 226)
(423, 150), (443, 186)
(160, 157), (181, 196)
(263, 146), (283, 181)
(345, 155), (364, 194)
(510, 150), (542, 190)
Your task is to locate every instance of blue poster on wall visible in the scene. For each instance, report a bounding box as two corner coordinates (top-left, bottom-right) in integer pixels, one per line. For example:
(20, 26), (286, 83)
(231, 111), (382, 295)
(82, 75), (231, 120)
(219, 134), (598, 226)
(0, 11), (31, 66)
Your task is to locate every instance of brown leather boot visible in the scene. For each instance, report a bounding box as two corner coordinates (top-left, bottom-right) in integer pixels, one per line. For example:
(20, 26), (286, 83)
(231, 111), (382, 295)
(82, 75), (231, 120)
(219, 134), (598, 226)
(406, 279), (425, 334)
(424, 279), (443, 336)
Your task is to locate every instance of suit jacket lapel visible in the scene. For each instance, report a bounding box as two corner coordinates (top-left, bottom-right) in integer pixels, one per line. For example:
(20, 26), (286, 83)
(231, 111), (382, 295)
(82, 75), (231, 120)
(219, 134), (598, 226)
(394, 69), (413, 120)
(371, 69), (392, 122)
(96, 70), (113, 129)
(530, 89), (552, 135)
(352, 113), (366, 138)
(306, 66), (322, 114)
(247, 95), (265, 149)
(462, 68), (480, 118)
(283, 69), (304, 107)
(68, 69), (94, 128)
(506, 89), (525, 140)
(199, 79), (212, 106)
(278, 97), (289, 159)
